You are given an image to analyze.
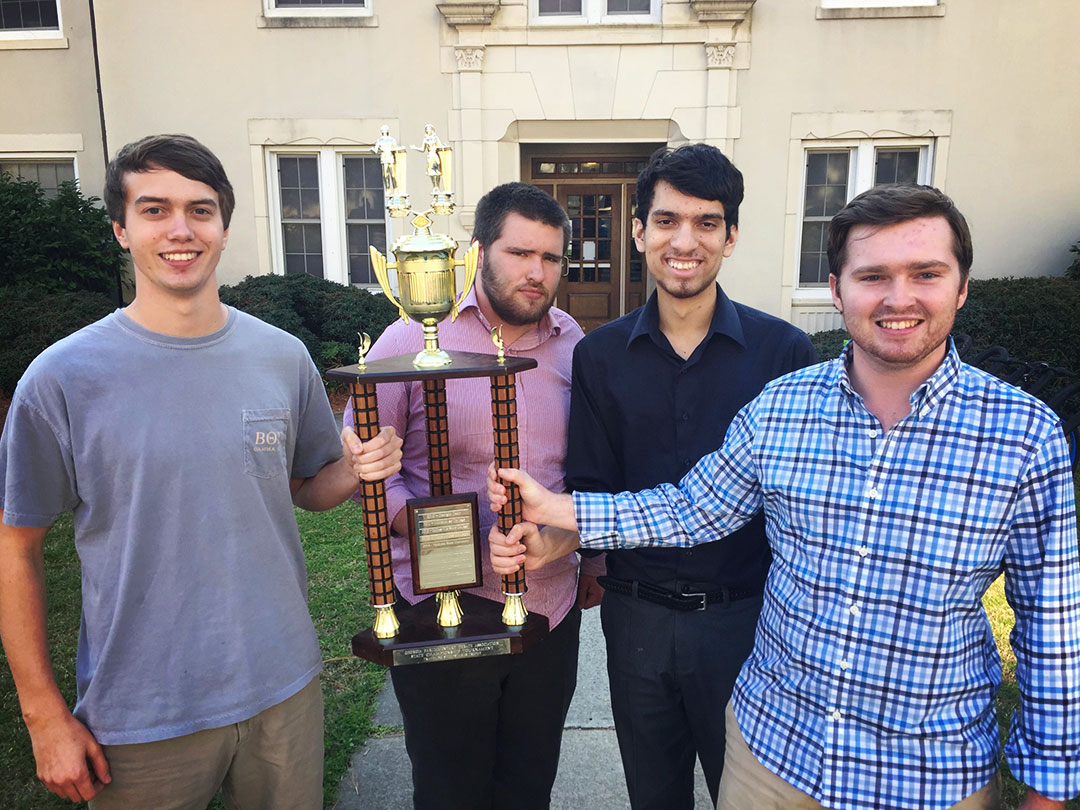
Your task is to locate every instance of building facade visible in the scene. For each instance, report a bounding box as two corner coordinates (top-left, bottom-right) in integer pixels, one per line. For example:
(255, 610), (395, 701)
(3, 0), (1077, 332)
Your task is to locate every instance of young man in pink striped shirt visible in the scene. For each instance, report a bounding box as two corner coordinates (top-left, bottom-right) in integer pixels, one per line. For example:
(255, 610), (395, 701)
(345, 182), (602, 810)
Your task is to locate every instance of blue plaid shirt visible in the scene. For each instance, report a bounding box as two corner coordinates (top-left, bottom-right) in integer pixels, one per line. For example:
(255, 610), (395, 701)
(574, 345), (1080, 809)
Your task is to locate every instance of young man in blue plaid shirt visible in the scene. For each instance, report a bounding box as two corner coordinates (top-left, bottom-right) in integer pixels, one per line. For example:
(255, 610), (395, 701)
(489, 185), (1080, 810)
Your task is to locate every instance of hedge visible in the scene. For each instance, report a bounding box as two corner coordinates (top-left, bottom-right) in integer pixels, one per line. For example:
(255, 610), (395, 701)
(218, 273), (400, 377)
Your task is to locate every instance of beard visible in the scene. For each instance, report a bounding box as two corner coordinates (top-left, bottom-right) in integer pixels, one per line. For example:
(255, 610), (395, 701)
(480, 255), (557, 326)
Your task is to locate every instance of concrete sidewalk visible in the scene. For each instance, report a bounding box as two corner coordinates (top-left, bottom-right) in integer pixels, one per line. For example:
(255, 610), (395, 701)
(334, 606), (712, 809)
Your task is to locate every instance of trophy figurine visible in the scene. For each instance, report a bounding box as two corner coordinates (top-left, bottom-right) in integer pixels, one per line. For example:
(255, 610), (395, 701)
(324, 125), (549, 667)
(369, 124), (477, 369)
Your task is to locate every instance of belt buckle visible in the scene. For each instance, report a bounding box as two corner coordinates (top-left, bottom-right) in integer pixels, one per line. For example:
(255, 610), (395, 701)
(685, 591), (708, 611)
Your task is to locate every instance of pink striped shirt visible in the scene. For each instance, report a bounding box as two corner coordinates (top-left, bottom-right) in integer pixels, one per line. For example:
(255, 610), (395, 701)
(347, 288), (602, 628)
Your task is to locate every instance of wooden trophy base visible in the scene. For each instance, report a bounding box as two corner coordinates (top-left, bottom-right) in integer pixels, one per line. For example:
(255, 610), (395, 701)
(353, 592), (549, 667)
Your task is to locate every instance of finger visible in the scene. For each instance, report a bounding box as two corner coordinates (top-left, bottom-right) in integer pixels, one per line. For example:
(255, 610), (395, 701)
(87, 742), (111, 785)
(491, 555), (525, 574)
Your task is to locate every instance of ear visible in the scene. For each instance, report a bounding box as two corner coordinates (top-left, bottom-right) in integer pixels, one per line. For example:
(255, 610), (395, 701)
(473, 238), (484, 269)
(956, 273), (968, 311)
(829, 272), (843, 313)
(112, 220), (129, 251)
(632, 218), (645, 253)
(723, 224), (739, 258)
(222, 228), (229, 251)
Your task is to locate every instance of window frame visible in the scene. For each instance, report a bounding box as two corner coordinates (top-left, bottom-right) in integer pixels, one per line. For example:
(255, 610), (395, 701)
(821, 0), (936, 6)
(0, 0), (63, 42)
(0, 153), (78, 195)
(261, 0), (372, 20)
(266, 146), (389, 289)
(795, 138), (934, 292)
(529, 0), (660, 26)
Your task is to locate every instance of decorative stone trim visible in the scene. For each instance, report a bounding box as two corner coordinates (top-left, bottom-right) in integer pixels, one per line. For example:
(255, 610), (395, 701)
(437, 1), (500, 27)
(816, 5), (945, 19)
(690, 0), (756, 23)
(705, 43), (736, 68)
(454, 46), (486, 72)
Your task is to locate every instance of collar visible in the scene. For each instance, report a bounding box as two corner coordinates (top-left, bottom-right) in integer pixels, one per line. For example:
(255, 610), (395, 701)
(459, 285), (566, 350)
(836, 337), (962, 418)
(626, 284), (746, 351)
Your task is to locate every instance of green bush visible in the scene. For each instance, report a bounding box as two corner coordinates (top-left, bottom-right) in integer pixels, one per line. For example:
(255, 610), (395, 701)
(218, 273), (399, 376)
(0, 174), (127, 296)
(0, 286), (116, 396)
(810, 278), (1080, 371)
(1066, 242), (1080, 281)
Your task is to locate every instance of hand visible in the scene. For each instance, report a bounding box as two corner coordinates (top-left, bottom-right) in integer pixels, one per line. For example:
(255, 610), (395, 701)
(342, 426), (402, 482)
(1017, 788), (1065, 810)
(488, 522), (581, 574)
(26, 708), (110, 802)
(486, 463), (557, 525)
(576, 573), (604, 609)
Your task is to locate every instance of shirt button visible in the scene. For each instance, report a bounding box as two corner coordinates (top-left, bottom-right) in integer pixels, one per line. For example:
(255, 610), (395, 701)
(867, 428), (878, 438)
(867, 487), (880, 499)
(839, 660), (850, 671)
(831, 709), (843, 721)
(849, 604), (860, 616)
(681, 413), (690, 422)
(857, 546), (870, 558)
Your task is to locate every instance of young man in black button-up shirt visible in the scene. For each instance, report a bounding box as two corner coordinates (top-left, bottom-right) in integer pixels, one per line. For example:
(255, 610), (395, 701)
(566, 144), (818, 809)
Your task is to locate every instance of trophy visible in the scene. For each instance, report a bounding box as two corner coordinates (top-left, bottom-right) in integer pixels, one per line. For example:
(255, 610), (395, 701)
(326, 126), (548, 667)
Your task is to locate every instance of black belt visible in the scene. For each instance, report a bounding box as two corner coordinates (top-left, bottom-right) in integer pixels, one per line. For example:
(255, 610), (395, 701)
(597, 576), (762, 612)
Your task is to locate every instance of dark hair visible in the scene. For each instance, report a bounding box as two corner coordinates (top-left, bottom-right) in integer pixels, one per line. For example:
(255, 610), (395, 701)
(472, 182), (571, 254)
(104, 134), (236, 228)
(635, 143), (744, 236)
(827, 184), (973, 281)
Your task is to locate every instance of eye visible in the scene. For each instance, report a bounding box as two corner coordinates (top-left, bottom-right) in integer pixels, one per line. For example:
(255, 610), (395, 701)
(193, 207), (213, 216)
(143, 206), (164, 216)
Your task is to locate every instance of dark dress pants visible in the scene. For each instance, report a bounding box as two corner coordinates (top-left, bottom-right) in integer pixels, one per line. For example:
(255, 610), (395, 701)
(390, 604), (581, 810)
(601, 590), (763, 810)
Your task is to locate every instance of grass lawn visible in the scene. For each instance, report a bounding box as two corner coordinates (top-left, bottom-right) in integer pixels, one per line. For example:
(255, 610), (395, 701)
(2, 502), (1079, 809)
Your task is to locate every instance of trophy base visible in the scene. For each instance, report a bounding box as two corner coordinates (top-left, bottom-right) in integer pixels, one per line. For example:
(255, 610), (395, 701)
(353, 592), (549, 667)
(412, 347), (452, 368)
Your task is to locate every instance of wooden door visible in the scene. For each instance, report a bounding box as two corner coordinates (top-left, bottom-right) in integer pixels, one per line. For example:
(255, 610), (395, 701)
(557, 184), (621, 333)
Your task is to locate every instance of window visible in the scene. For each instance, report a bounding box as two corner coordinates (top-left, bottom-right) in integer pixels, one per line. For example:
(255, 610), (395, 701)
(0, 0), (63, 42)
(532, 0), (658, 24)
(798, 141), (932, 286)
(268, 149), (387, 286)
(0, 157), (75, 197)
(262, 0), (371, 18)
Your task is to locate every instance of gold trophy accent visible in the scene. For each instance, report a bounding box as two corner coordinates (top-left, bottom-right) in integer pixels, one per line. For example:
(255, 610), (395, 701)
(502, 593), (527, 627)
(357, 332), (371, 369)
(435, 590), (464, 627)
(491, 326), (506, 363)
(369, 125), (477, 369)
(372, 604), (400, 639)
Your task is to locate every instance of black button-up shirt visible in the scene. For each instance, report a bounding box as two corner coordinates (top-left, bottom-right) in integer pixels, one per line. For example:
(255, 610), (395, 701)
(565, 285), (819, 591)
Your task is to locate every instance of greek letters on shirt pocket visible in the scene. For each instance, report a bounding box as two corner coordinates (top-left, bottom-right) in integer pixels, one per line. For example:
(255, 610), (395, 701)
(243, 408), (291, 478)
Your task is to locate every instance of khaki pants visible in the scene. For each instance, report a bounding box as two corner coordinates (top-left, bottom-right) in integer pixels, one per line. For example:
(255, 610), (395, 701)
(90, 676), (323, 810)
(716, 702), (1001, 810)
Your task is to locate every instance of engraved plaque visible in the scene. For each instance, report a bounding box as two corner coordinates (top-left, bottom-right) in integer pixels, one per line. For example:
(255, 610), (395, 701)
(392, 637), (512, 666)
(407, 493), (482, 594)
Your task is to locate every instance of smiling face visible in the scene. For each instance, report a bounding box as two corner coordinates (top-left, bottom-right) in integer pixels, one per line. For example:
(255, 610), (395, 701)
(830, 216), (968, 379)
(476, 211), (566, 328)
(634, 180), (737, 303)
(112, 167), (228, 301)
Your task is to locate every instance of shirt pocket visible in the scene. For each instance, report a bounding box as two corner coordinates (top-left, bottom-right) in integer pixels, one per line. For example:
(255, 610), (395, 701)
(243, 408), (291, 479)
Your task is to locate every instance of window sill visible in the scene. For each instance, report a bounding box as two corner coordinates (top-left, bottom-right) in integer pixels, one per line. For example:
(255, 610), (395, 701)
(257, 15), (378, 28)
(816, 5), (945, 19)
(0, 36), (68, 50)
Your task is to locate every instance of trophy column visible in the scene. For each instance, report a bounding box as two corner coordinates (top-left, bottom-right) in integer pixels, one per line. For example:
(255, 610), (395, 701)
(350, 381), (399, 638)
(421, 378), (464, 627)
(491, 371), (528, 626)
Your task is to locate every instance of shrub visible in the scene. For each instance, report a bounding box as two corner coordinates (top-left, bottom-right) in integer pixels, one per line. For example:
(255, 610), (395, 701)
(218, 273), (400, 376)
(0, 174), (127, 297)
(1067, 242), (1080, 281)
(0, 286), (116, 396)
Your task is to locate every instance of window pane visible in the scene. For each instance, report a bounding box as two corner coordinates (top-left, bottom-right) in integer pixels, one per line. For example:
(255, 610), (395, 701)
(0, 159), (76, 198)
(539, 0), (582, 14)
(275, 0), (366, 6)
(874, 147), (921, 186)
(608, 0), (650, 12)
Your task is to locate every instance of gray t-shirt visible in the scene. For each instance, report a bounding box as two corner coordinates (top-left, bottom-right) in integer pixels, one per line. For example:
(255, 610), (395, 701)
(0, 307), (343, 744)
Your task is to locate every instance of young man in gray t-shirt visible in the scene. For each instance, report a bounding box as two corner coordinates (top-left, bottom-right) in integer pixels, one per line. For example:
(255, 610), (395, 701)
(0, 134), (401, 808)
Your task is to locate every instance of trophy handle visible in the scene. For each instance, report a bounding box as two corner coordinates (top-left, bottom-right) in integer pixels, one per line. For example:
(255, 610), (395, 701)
(450, 241), (480, 323)
(370, 246), (408, 323)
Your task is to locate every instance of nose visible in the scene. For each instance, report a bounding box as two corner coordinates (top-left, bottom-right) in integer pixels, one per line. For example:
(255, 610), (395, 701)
(523, 254), (546, 282)
(883, 277), (916, 309)
(167, 211), (194, 241)
(670, 221), (696, 252)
